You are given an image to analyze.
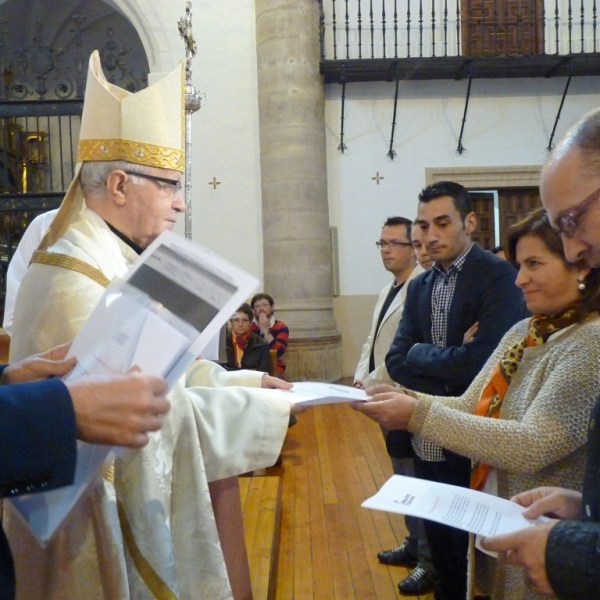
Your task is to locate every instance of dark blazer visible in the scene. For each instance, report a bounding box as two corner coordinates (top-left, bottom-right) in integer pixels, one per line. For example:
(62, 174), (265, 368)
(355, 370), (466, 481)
(0, 374), (76, 600)
(546, 396), (600, 599)
(386, 243), (528, 397)
(225, 332), (271, 373)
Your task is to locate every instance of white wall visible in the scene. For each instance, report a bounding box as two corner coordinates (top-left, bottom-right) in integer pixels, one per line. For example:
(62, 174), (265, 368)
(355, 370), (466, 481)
(189, 1), (264, 281)
(326, 76), (600, 375)
(326, 76), (600, 296)
(118, 0), (265, 282)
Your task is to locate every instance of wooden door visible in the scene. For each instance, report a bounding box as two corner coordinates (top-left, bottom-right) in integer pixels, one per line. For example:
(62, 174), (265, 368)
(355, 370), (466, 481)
(470, 191), (496, 250)
(461, 0), (544, 56)
(498, 187), (542, 244)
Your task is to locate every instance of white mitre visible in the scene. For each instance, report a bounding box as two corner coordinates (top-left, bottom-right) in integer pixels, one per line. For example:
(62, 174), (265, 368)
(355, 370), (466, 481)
(39, 50), (185, 249)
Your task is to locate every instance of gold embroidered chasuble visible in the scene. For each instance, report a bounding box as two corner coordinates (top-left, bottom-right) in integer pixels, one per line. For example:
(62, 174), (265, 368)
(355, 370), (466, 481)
(5, 207), (290, 599)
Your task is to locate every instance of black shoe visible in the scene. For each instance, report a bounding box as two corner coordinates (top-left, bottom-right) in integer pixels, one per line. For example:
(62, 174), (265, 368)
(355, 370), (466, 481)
(397, 565), (436, 596)
(377, 540), (418, 567)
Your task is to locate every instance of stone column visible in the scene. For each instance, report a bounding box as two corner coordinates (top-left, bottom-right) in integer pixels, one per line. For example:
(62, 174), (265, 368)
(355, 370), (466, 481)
(255, 0), (341, 382)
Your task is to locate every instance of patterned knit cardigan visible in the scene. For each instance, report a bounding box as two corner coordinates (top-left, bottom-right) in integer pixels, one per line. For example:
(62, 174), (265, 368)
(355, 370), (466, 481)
(407, 315), (600, 600)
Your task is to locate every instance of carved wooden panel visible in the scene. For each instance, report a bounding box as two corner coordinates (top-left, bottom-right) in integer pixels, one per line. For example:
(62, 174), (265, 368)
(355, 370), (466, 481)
(470, 191), (496, 250)
(498, 186), (542, 244)
(461, 0), (544, 56)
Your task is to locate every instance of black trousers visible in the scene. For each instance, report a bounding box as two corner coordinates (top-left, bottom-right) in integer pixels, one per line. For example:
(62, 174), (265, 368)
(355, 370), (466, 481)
(413, 450), (471, 600)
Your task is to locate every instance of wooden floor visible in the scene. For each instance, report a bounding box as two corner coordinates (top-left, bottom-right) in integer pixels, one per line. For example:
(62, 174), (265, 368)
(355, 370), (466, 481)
(265, 399), (435, 600)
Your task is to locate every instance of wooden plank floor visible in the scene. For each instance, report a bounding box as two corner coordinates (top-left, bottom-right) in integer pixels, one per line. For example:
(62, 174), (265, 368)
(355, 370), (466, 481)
(240, 476), (282, 600)
(267, 400), (436, 600)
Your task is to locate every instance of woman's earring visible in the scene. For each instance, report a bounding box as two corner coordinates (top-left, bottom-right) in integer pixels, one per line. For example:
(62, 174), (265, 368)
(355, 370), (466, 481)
(578, 275), (586, 291)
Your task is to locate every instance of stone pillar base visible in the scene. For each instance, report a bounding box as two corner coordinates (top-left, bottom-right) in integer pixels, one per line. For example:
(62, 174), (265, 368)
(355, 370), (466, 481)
(284, 334), (342, 382)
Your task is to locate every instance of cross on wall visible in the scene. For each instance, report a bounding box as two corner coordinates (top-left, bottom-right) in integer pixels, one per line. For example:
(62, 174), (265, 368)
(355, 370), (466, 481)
(372, 172), (384, 185)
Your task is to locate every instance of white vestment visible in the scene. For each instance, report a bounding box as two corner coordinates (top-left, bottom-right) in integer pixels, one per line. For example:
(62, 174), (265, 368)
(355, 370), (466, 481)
(2, 208), (57, 335)
(6, 207), (290, 600)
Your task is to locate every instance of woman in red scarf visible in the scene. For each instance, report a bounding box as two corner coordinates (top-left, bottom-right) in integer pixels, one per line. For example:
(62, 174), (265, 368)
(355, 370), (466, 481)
(354, 208), (600, 600)
(225, 303), (271, 373)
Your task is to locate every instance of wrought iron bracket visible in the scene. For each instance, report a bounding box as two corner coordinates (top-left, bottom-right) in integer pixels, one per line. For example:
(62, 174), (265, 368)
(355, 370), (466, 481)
(456, 65), (473, 155)
(547, 62), (573, 151)
(544, 57), (571, 79)
(338, 64), (348, 152)
(454, 60), (473, 81)
(388, 63), (401, 159)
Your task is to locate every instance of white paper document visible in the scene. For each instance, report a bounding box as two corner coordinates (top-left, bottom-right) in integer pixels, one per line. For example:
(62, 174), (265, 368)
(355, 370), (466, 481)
(285, 382), (368, 405)
(10, 231), (259, 544)
(362, 475), (547, 553)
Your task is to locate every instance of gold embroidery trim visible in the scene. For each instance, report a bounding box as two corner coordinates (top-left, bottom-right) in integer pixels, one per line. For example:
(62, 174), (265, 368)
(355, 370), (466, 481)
(78, 139), (184, 172)
(32, 247), (176, 598)
(117, 500), (178, 600)
(31, 249), (175, 598)
(30, 251), (110, 288)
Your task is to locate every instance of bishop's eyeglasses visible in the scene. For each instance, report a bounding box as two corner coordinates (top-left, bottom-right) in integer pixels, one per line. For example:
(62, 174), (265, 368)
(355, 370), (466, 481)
(125, 171), (183, 198)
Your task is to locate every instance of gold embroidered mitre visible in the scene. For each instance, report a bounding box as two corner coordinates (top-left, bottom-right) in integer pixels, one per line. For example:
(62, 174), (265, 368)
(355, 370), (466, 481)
(77, 50), (184, 172)
(39, 50), (185, 249)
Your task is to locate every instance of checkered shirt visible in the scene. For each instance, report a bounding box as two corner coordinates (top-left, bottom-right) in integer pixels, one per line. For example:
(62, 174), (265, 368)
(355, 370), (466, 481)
(411, 243), (474, 462)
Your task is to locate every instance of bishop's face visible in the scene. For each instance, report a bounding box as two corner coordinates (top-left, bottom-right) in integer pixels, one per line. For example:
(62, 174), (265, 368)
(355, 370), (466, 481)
(124, 167), (185, 248)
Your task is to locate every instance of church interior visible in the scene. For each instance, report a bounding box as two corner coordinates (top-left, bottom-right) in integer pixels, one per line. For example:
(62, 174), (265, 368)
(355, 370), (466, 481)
(1, 1), (599, 598)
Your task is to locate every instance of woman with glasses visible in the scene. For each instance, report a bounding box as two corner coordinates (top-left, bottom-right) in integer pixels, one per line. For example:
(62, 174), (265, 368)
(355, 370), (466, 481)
(225, 303), (271, 373)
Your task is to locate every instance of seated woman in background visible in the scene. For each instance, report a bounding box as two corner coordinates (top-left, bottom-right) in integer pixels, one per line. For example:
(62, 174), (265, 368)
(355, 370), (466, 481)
(354, 208), (600, 600)
(226, 303), (271, 373)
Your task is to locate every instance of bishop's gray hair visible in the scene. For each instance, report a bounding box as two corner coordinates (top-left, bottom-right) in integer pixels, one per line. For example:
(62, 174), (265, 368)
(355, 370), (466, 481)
(79, 161), (150, 195)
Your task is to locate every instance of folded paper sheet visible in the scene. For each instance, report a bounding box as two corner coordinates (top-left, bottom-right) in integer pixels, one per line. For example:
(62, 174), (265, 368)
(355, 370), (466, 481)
(285, 382), (368, 405)
(10, 231), (259, 544)
(362, 475), (548, 556)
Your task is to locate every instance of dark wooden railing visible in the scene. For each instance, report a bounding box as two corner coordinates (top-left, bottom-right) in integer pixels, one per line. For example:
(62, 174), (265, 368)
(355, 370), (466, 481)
(319, 0), (600, 82)
(0, 100), (82, 314)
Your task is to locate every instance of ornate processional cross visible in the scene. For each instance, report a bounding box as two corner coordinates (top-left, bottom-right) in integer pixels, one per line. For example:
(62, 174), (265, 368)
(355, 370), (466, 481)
(178, 2), (206, 239)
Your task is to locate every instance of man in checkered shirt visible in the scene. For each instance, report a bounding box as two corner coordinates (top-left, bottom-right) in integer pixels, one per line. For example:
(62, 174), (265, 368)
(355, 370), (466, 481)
(383, 181), (528, 600)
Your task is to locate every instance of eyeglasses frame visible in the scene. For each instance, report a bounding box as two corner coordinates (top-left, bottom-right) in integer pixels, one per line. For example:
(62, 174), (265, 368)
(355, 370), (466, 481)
(124, 170), (183, 196)
(556, 186), (600, 238)
(375, 240), (413, 250)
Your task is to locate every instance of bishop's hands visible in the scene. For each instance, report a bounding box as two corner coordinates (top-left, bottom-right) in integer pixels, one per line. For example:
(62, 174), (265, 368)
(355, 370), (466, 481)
(351, 384), (416, 429)
(261, 373), (306, 415)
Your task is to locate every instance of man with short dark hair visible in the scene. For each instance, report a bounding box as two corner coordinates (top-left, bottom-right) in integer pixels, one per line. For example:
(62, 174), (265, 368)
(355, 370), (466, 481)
(353, 216), (434, 594)
(354, 216), (423, 387)
(251, 293), (289, 377)
(379, 181), (527, 600)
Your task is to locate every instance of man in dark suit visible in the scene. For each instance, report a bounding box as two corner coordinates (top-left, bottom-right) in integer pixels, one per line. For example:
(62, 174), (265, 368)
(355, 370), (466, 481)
(380, 181), (527, 600)
(0, 344), (169, 600)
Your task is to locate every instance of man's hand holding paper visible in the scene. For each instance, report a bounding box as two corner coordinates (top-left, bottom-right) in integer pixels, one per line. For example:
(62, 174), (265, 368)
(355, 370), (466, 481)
(480, 521), (557, 595)
(479, 486), (585, 596)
